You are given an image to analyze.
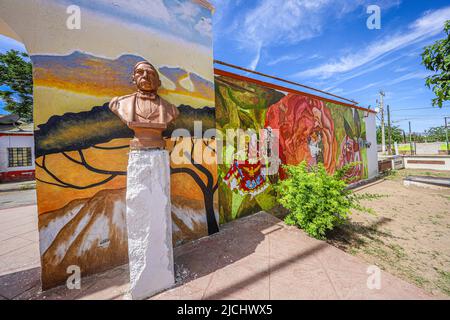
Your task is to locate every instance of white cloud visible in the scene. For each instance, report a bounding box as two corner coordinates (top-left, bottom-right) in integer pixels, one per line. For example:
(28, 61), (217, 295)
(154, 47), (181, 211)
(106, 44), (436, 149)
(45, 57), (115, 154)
(236, 0), (334, 70)
(295, 6), (450, 79)
(330, 88), (344, 94)
(93, 0), (171, 23)
(385, 71), (433, 86)
(174, 1), (201, 23)
(344, 82), (379, 95)
(325, 54), (406, 90)
(195, 17), (212, 38)
(267, 54), (302, 66)
(343, 70), (433, 95)
(241, 0), (328, 47)
(394, 66), (409, 73)
(249, 43), (262, 70)
(232, 0), (402, 70)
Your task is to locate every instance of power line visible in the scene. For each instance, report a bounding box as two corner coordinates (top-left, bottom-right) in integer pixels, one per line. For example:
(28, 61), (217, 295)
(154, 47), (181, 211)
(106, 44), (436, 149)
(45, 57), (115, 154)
(393, 114), (450, 118)
(392, 117), (450, 123)
(393, 106), (450, 111)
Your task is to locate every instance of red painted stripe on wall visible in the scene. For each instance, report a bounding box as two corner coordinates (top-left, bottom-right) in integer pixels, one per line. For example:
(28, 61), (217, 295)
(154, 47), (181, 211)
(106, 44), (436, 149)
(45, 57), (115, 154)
(0, 170), (35, 183)
(0, 133), (34, 137)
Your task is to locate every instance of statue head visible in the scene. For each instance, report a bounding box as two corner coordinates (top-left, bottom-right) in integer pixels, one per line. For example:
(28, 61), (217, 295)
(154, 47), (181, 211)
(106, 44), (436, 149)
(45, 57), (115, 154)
(132, 61), (161, 94)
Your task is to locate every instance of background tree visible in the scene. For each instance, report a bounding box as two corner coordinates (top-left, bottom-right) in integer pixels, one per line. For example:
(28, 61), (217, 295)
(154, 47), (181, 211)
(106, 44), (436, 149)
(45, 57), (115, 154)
(421, 20), (450, 108)
(376, 125), (405, 144)
(0, 50), (33, 122)
(424, 126), (447, 142)
(411, 132), (426, 143)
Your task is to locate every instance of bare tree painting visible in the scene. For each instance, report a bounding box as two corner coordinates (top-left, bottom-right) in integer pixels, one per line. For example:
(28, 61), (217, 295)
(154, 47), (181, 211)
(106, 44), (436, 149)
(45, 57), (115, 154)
(35, 104), (218, 288)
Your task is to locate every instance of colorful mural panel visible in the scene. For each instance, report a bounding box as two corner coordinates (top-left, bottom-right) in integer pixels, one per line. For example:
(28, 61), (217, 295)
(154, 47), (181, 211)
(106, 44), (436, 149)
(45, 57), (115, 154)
(1, 0), (376, 291)
(215, 74), (370, 224)
(0, 0), (217, 289)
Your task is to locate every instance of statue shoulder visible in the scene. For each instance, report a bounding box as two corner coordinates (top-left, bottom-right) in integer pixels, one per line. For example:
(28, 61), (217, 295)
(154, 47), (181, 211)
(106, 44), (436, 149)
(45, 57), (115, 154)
(159, 96), (180, 123)
(109, 93), (136, 113)
(159, 97), (179, 114)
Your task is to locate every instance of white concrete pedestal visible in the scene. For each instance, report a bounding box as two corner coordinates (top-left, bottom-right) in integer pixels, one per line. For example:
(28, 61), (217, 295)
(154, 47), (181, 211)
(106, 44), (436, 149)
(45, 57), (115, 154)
(125, 149), (174, 300)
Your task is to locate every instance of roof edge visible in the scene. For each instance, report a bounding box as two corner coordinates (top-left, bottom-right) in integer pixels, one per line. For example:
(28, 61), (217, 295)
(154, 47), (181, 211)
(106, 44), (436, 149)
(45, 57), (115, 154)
(214, 68), (377, 114)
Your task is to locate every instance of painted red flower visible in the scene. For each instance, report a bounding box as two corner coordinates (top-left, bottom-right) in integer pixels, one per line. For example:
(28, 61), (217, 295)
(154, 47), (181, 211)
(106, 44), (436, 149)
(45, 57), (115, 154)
(264, 94), (337, 176)
(338, 135), (363, 181)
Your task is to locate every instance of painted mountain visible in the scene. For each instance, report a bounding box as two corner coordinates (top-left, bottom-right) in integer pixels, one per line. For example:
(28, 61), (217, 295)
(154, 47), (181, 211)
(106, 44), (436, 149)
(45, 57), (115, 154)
(39, 188), (128, 289)
(31, 51), (214, 106)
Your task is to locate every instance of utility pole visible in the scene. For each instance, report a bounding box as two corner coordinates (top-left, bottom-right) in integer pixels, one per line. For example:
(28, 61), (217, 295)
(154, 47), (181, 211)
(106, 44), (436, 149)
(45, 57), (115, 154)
(445, 117), (449, 155)
(409, 121), (413, 155)
(379, 91), (386, 153)
(387, 104), (392, 155)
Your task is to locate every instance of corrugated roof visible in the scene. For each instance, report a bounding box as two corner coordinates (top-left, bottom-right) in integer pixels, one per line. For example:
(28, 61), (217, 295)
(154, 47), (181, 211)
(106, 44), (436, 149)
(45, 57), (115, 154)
(0, 114), (20, 124)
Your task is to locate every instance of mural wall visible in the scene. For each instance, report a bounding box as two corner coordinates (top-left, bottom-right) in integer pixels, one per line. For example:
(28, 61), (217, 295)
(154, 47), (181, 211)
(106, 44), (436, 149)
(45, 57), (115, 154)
(215, 73), (374, 224)
(1, 0), (378, 291)
(0, 0), (216, 289)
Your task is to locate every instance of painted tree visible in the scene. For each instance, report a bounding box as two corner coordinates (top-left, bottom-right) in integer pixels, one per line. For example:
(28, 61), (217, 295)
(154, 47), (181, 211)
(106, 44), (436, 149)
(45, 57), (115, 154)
(170, 137), (219, 234)
(35, 104), (219, 234)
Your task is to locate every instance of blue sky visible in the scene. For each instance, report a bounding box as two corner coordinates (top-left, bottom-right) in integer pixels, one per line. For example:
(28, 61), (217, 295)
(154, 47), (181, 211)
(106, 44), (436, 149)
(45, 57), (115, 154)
(0, 35), (29, 115)
(212, 0), (450, 133)
(2, 0), (450, 133)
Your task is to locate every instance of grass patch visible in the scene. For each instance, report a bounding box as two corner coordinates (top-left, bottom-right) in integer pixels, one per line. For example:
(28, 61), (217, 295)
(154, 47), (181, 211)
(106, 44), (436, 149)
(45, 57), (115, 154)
(387, 243), (406, 259)
(436, 270), (450, 295)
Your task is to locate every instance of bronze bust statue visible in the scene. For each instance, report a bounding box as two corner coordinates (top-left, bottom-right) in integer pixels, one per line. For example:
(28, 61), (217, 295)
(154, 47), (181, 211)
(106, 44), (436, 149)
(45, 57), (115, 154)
(109, 61), (179, 149)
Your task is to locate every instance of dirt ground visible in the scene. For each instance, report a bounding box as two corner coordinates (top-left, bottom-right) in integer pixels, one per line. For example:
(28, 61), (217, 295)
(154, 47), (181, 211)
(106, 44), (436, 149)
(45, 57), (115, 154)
(327, 169), (450, 298)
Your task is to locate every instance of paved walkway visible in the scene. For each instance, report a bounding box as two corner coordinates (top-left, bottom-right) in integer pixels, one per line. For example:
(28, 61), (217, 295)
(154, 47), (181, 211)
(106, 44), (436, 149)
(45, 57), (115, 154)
(0, 181), (36, 192)
(0, 207), (430, 300)
(153, 213), (430, 300)
(0, 205), (39, 278)
(0, 181), (36, 210)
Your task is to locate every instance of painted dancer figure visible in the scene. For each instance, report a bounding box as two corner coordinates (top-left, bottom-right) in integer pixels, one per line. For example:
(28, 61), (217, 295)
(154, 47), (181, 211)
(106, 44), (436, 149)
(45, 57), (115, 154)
(223, 133), (270, 197)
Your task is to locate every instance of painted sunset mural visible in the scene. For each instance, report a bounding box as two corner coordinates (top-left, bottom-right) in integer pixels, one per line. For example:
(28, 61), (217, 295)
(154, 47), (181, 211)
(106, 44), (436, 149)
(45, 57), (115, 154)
(30, 0), (216, 289)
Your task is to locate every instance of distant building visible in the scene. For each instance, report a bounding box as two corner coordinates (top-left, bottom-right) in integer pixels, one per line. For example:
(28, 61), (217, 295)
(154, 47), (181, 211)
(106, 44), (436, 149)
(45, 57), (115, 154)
(0, 114), (35, 183)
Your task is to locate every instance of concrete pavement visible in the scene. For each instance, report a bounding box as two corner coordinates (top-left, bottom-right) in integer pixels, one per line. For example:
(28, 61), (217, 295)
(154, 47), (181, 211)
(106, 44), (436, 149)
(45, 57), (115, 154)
(0, 205), (431, 300)
(0, 205), (39, 277)
(0, 181), (36, 210)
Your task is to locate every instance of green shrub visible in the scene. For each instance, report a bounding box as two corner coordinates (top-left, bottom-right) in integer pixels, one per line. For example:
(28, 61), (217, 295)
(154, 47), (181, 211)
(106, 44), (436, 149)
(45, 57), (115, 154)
(275, 162), (376, 240)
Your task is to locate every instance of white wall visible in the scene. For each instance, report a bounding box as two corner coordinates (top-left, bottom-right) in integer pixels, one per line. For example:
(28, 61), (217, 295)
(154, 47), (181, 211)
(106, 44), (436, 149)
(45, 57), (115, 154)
(403, 156), (450, 171)
(365, 112), (378, 179)
(0, 135), (35, 172)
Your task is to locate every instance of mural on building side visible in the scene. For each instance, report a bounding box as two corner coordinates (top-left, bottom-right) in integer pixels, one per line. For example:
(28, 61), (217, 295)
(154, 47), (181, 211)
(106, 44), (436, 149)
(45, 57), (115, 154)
(2, 0), (375, 291)
(17, 0), (217, 289)
(215, 74), (370, 224)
